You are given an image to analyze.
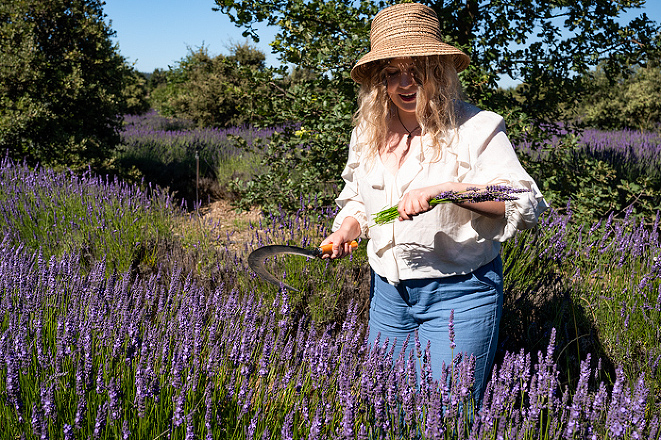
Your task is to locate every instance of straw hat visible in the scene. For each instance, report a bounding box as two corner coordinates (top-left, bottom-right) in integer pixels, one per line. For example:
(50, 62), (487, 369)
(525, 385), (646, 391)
(351, 2), (470, 84)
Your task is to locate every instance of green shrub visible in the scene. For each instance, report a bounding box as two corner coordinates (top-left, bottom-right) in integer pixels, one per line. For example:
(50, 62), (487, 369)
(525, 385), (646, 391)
(0, 0), (135, 169)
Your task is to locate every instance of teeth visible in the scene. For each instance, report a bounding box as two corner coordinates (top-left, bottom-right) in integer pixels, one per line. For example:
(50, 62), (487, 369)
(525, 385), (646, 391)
(401, 93), (416, 98)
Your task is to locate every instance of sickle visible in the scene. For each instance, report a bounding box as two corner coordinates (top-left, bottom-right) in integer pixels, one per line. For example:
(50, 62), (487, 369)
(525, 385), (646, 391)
(248, 241), (358, 291)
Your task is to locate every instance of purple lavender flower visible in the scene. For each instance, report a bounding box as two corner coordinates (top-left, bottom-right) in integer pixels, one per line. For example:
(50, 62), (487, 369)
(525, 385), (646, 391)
(122, 419), (131, 440)
(564, 354), (591, 438)
(357, 423), (368, 440)
(448, 309), (456, 350)
(373, 185), (530, 224)
(173, 391), (186, 428)
(108, 378), (122, 421)
(40, 381), (55, 421)
(281, 411), (294, 440)
(245, 409), (260, 440)
(31, 403), (46, 440)
(96, 364), (105, 394)
(186, 412), (195, 440)
(63, 424), (73, 440)
(5, 349), (24, 420)
(308, 407), (323, 440)
(74, 394), (87, 430)
(93, 401), (108, 439)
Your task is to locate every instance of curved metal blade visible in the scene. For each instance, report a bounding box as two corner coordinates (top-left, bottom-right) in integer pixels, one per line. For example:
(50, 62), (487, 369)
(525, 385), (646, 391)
(247, 245), (319, 291)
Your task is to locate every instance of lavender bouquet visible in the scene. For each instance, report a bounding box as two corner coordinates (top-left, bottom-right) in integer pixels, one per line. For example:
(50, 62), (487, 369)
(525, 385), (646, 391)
(372, 185), (530, 225)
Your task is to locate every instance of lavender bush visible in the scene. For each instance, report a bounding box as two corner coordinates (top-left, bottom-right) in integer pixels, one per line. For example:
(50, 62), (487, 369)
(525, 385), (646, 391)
(1, 239), (659, 439)
(579, 128), (661, 180)
(501, 205), (661, 397)
(1, 121), (660, 437)
(118, 111), (276, 205)
(0, 155), (178, 274)
(515, 127), (661, 179)
(514, 129), (661, 222)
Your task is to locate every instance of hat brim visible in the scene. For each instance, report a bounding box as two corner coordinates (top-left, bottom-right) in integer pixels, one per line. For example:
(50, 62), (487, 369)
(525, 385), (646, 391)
(350, 44), (470, 84)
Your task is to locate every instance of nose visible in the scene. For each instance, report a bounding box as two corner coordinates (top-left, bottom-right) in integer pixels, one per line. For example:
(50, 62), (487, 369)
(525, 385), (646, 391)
(398, 70), (415, 87)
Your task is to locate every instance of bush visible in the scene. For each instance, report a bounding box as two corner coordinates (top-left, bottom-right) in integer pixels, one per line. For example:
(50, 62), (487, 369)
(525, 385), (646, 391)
(149, 43), (267, 128)
(0, 0), (134, 169)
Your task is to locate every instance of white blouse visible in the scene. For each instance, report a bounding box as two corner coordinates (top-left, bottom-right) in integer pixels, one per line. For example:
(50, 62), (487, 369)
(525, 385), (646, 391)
(332, 101), (549, 285)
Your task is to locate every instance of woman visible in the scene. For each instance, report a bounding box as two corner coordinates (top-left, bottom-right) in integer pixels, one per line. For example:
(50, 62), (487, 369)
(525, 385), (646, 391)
(320, 2), (548, 406)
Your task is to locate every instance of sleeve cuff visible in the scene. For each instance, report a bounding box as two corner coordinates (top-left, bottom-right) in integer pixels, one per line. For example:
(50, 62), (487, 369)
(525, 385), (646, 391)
(332, 202), (370, 238)
(471, 180), (549, 241)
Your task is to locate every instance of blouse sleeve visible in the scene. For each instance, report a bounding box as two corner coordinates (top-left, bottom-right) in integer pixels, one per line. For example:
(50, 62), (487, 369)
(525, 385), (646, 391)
(332, 129), (370, 238)
(461, 111), (549, 241)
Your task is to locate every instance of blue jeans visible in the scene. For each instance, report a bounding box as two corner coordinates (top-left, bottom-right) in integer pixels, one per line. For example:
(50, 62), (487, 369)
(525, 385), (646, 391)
(368, 256), (503, 407)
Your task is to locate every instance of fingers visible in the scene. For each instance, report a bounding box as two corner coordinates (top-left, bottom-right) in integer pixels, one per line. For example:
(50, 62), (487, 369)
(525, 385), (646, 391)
(319, 234), (355, 260)
(397, 190), (432, 221)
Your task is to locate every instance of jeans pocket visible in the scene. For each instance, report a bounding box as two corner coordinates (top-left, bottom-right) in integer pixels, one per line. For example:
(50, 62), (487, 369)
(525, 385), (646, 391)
(470, 257), (503, 294)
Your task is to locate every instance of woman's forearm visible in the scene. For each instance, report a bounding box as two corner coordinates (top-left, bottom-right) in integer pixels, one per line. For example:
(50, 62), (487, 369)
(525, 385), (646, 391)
(442, 182), (505, 218)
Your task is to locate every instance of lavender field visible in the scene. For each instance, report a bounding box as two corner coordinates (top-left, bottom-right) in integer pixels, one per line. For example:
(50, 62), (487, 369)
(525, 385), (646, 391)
(118, 110), (277, 206)
(1, 115), (661, 438)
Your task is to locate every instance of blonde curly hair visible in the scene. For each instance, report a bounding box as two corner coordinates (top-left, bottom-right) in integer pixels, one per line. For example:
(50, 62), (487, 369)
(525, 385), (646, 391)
(352, 55), (464, 163)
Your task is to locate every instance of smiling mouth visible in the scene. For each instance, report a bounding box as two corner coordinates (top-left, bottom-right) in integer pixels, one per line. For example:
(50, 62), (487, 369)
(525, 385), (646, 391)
(400, 92), (416, 102)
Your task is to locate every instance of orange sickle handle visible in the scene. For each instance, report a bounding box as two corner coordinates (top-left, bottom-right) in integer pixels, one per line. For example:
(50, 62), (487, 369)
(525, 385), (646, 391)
(319, 240), (358, 256)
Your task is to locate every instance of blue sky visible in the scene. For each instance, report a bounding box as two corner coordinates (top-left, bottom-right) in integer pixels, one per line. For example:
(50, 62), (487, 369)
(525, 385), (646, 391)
(104, 0), (280, 72)
(104, 0), (660, 74)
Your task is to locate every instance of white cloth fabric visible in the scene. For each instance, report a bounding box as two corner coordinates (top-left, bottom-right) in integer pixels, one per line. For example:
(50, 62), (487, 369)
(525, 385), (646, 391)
(332, 101), (549, 285)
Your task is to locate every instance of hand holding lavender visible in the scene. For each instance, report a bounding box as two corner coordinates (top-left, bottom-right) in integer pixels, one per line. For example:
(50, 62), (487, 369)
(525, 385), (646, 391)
(372, 185), (531, 225)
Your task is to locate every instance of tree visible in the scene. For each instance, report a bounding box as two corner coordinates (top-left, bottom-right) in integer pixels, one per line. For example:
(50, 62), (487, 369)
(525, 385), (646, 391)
(0, 0), (133, 169)
(122, 68), (151, 116)
(213, 0), (659, 212)
(578, 39), (661, 132)
(621, 65), (661, 131)
(217, 0), (658, 124)
(147, 68), (168, 92)
(149, 43), (267, 128)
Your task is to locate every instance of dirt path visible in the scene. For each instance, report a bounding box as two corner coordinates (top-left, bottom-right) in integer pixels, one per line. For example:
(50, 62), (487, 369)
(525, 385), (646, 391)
(193, 199), (263, 251)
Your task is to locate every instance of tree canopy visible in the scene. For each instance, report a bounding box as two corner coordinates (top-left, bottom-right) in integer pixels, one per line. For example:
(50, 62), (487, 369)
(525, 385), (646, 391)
(216, 0), (658, 124)
(0, 0), (134, 169)
(211, 0), (660, 212)
(149, 43), (268, 128)
(578, 55), (661, 131)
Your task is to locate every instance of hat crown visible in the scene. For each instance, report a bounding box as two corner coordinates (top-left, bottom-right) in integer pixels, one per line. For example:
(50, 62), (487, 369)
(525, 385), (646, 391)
(370, 3), (443, 51)
(350, 2), (470, 84)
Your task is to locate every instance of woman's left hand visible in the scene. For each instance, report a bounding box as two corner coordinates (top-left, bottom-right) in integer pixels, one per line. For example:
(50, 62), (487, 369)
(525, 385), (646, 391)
(397, 184), (446, 220)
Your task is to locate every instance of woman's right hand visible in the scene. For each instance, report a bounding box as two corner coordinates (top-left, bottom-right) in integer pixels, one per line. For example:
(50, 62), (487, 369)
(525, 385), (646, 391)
(319, 217), (361, 259)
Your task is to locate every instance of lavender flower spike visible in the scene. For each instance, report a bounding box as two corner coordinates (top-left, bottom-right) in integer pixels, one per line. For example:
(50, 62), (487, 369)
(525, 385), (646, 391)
(448, 309), (456, 350)
(372, 185), (530, 224)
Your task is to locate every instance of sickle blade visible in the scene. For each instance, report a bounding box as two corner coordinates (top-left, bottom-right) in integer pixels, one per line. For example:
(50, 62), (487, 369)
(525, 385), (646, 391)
(247, 245), (318, 292)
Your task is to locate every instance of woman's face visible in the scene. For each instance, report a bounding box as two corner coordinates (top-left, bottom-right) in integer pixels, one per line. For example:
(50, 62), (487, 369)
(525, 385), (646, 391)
(384, 57), (420, 115)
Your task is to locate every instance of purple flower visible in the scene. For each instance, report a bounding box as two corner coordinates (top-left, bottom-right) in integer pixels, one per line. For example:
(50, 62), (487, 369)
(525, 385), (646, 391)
(186, 413), (195, 440)
(31, 403), (46, 440)
(173, 391), (186, 428)
(40, 381), (55, 421)
(74, 394), (87, 429)
(448, 309), (456, 350)
(564, 354), (591, 438)
(245, 409), (260, 440)
(5, 350), (23, 419)
(108, 378), (122, 421)
(122, 420), (131, 440)
(93, 401), (108, 439)
(63, 424), (73, 440)
(308, 407), (323, 440)
(281, 411), (294, 440)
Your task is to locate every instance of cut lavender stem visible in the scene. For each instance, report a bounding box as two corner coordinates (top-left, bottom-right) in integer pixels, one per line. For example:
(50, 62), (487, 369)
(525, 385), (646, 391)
(372, 186), (531, 225)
